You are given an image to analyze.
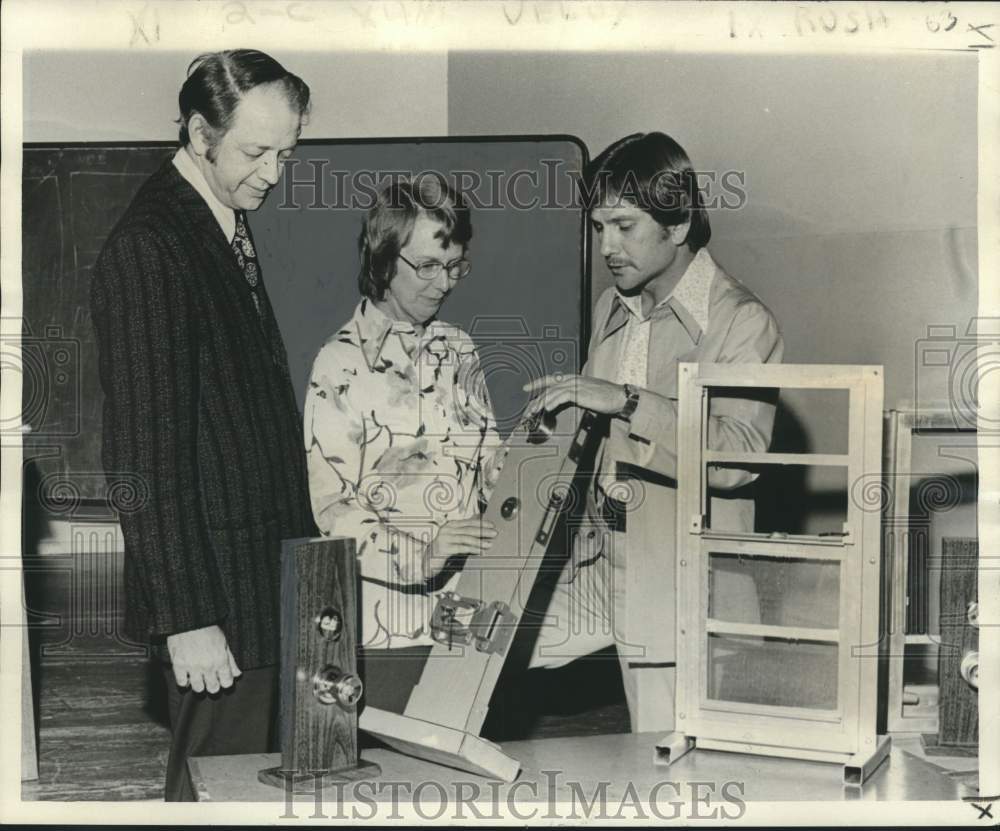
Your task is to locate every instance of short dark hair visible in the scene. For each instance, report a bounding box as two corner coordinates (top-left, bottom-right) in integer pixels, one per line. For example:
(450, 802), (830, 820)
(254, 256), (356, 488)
(582, 132), (711, 252)
(358, 174), (473, 302)
(177, 49), (310, 149)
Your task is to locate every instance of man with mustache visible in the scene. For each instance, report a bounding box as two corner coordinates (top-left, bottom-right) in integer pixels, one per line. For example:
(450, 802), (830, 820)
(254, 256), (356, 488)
(91, 50), (315, 800)
(524, 132), (783, 731)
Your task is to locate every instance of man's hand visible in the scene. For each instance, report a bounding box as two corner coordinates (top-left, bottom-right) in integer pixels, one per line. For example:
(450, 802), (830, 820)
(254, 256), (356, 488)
(523, 375), (629, 416)
(166, 624), (241, 694)
(423, 518), (498, 578)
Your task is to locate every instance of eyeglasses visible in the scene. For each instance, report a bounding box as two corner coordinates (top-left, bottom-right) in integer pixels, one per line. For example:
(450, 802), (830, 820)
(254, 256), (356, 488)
(398, 253), (472, 281)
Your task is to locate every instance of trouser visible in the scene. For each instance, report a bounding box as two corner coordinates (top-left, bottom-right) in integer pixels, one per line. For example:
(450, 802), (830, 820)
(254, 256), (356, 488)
(527, 529), (676, 733)
(161, 663), (278, 801)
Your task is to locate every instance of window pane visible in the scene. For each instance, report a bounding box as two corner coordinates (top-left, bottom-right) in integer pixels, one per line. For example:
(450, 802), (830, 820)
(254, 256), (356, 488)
(707, 634), (838, 710)
(708, 553), (840, 629)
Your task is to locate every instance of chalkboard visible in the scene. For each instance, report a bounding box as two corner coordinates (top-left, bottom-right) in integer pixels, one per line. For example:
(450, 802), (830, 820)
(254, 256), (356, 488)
(22, 146), (172, 512)
(21, 138), (588, 508)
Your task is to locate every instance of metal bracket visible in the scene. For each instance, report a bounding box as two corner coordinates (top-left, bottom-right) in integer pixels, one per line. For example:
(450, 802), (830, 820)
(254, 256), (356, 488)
(535, 488), (568, 546)
(567, 409), (597, 463)
(470, 600), (517, 655)
(429, 592), (516, 656)
(688, 514), (705, 535)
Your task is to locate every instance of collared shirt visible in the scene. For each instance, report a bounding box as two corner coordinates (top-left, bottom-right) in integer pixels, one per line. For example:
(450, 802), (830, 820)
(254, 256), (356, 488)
(304, 299), (502, 648)
(171, 147), (237, 243)
(586, 246), (783, 498)
(614, 247), (715, 387)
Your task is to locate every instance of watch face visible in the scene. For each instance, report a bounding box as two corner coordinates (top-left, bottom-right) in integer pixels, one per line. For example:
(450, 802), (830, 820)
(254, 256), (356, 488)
(621, 387), (639, 418)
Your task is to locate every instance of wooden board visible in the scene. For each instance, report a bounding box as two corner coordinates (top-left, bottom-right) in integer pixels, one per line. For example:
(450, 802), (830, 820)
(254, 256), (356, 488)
(360, 708), (519, 782)
(268, 536), (372, 783)
(936, 537), (978, 748)
(360, 406), (602, 779)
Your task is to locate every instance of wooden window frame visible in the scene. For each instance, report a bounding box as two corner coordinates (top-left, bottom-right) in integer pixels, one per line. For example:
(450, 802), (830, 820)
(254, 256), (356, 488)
(658, 363), (890, 786)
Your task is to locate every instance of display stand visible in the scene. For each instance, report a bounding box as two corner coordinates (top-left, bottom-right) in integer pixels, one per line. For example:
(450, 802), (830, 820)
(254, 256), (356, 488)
(258, 536), (381, 793)
(657, 363), (890, 786)
(884, 408), (977, 734)
(361, 407), (601, 782)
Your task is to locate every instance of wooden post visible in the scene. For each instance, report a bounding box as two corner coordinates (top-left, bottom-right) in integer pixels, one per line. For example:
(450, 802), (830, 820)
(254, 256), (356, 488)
(932, 537), (978, 749)
(259, 536), (381, 793)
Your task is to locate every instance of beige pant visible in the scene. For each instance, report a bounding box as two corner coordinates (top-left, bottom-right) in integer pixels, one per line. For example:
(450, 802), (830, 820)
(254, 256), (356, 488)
(526, 529), (676, 733)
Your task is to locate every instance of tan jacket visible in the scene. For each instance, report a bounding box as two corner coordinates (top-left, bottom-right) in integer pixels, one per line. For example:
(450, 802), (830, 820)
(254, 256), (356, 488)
(579, 248), (784, 663)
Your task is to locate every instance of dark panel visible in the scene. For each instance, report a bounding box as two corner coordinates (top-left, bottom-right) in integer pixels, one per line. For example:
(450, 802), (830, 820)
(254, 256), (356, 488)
(22, 146), (172, 506)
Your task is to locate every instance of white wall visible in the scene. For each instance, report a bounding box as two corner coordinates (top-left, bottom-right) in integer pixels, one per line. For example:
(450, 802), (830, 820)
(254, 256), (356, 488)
(23, 49), (448, 141)
(447, 51), (976, 236)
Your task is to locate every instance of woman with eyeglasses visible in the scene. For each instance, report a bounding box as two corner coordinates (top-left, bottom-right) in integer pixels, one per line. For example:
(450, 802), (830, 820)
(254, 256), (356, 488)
(304, 173), (502, 710)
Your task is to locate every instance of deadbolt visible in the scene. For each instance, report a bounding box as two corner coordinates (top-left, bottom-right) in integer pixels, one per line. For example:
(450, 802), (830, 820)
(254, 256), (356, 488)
(501, 497), (520, 519)
(315, 607), (343, 640)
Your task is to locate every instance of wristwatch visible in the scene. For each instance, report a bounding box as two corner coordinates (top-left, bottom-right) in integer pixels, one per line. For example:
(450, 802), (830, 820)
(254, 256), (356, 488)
(619, 383), (640, 420)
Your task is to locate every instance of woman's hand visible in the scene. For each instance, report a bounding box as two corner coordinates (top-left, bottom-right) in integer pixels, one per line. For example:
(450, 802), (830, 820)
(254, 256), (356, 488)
(422, 518), (498, 577)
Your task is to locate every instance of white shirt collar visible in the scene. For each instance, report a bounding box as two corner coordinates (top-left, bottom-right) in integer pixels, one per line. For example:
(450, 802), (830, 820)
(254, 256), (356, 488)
(172, 147), (237, 243)
(614, 247), (715, 334)
(353, 298), (449, 369)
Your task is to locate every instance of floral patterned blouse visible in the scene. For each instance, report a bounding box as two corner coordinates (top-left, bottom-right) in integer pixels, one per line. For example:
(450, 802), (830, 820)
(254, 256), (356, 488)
(304, 299), (502, 648)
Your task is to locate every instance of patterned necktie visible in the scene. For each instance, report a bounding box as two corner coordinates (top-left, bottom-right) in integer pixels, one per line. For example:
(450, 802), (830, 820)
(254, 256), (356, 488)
(230, 211), (290, 374)
(231, 211), (263, 320)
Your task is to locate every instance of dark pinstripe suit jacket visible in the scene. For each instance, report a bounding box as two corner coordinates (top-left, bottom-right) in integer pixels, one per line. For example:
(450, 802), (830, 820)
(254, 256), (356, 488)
(91, 158), (316, 669)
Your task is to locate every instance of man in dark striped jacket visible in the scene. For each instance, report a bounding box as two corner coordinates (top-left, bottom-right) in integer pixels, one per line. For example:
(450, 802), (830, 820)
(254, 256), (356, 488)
(90, 50), (316, 801)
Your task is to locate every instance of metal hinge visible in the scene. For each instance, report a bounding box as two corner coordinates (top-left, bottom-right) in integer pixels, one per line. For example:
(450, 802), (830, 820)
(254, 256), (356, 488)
(429, 592), (516, 656)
